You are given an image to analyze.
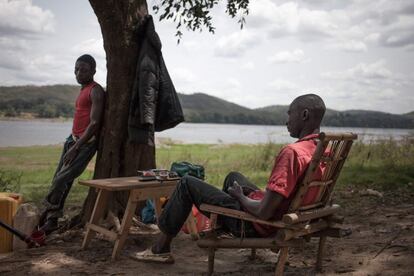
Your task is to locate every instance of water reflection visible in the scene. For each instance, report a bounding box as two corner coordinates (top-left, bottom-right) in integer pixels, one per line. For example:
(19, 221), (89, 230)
(0, 121), (412, 147)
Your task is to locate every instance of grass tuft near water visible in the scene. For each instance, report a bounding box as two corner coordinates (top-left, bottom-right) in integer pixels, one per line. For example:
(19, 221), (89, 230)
(0, 138), (413, 205)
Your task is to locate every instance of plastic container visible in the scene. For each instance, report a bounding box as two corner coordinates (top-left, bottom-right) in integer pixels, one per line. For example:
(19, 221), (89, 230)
(0, 193), (23, 253)
(13, 203), (40, 250)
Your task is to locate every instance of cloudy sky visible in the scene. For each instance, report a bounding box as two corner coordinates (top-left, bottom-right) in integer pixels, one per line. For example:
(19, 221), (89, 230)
(0, 0), (413, 114)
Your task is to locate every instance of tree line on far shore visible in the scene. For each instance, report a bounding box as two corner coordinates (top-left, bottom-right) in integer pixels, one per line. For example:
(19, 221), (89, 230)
(0, 85), (413, 129)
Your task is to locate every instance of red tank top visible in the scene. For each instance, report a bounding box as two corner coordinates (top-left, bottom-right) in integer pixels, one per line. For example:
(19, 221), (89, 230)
(72, 82), (97, 137)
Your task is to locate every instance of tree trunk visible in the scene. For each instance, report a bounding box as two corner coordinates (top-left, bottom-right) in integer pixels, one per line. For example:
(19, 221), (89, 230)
(78, 0), (154, 225)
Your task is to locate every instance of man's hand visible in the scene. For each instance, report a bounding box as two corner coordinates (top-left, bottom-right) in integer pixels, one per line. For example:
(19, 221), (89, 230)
(228, 181), (243, 200)
(63, 146), (78, 165)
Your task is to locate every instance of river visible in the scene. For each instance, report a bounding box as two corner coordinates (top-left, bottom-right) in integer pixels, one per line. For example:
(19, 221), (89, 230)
(0, 120), (412, 147)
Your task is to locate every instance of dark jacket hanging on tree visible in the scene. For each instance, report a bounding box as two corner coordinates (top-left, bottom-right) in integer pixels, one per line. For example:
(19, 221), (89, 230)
(128, 15), (184, 145)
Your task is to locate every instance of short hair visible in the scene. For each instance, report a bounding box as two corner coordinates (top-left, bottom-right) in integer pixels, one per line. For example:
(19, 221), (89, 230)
(76, 54), (96, 70)
(292, 94), (326, 123)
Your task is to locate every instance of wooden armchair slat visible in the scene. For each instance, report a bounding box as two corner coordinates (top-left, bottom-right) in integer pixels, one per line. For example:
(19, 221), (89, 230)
(282, 204), (340, 224)
(197, 132), (357, 276)
(200, 204), (288, 228)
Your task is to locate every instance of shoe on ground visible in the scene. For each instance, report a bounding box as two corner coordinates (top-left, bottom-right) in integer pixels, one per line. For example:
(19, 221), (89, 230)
(130, 248), (175, 264)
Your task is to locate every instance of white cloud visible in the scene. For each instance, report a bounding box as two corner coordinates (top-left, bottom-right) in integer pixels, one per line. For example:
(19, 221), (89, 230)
(171, 67), (197, 82)
(268, 79), (299, 91)
(249, 1), (339, 39)
(170, 67), (198, 93)
(214, 30), (260, 58)
(322, 60), (394, 82)
(72, 38), (105, 59)
(329, 40), (367, 52)
(0, 0), (57, 80)
(319, 60), (413, 112)
(269, 49), (306, 63)
(0, 0), (55, 38)
(0, 53), (74, 85)
(181, 40), (200, 51)
(241, 62), (255, 70)
(246, 0), (414, 51)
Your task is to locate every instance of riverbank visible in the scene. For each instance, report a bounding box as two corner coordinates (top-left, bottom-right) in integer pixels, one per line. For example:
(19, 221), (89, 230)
(1, 140), (413, 205)
(0, 114), (72, 123)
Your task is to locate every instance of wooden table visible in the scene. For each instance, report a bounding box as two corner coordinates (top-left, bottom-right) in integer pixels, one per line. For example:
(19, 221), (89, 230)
(79, 177), (180, 260)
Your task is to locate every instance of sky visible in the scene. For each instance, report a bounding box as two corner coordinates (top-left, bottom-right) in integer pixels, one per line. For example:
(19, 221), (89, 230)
(0, 0), (413, 114)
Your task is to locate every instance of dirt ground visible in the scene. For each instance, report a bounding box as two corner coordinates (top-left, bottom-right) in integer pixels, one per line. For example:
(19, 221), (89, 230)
(1, 191), (413, 276)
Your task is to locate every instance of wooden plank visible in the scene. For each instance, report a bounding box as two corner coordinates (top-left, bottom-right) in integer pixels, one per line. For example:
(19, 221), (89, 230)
(87, 223), (118, 241)
(316, 236), (327, 272)
(321, 132), (358, 141)
(308, 180), (333, 187)
(81, 189), (109, 249)
(131, 186), (176, 201)
(153, 198), (163, 220)
(78, 177), (179, 191)
(277, 220), (329, 241)
(111, 194), (138, 260)
(282, 204), (340, 224)
(320, 156), (344, 163)
(210, 213), (218, 230)
(200, 204), (287, 228)
(275, 247), (289, 276)
(289, 139), (328, 211)
(197, 238), (302, 248)
(298, 202), (324, 211)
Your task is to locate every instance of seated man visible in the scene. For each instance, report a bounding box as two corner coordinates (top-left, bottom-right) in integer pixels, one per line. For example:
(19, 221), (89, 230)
(134, 94), (326, 263)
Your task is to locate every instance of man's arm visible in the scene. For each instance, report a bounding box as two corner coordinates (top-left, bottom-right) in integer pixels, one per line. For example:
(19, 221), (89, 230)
(64, 85), (105, 165)
(228, 182), (284, 220)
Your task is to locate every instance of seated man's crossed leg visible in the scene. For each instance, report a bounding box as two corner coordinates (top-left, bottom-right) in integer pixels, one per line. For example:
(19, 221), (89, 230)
(152, 172), (260, 256)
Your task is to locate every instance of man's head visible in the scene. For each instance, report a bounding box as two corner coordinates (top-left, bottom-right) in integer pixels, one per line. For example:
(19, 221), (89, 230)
(75, 54), (96, 85)
(286, 94), (326, 138)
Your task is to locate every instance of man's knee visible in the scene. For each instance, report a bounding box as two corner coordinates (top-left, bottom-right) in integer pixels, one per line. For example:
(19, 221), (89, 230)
(178, 175), (206, 194)
(225, 171), (243, 183)
(177, 174), (192, 190)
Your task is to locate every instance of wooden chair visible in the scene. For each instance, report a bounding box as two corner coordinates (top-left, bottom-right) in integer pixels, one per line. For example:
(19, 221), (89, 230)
(197, 132), (358, 275)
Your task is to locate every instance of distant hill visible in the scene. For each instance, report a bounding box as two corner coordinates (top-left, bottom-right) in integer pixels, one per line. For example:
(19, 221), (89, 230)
(0, 85), (413, 129)
(406, 111), (414, 118)
(180, 93), (279, 125)
(322, 109), (414, 129)
(0, 85), (78, 117)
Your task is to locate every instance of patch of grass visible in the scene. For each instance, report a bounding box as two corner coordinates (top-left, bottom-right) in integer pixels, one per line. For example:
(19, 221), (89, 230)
(0, 145), (94, 204)
(337, 138), (414, 193)
(157, 143), (283, 189)
(0, 138), (413, 205)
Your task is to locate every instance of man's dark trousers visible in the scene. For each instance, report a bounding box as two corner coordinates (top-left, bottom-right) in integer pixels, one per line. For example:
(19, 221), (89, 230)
(158, 172), (261, 238)
(40, 135), (97, 224)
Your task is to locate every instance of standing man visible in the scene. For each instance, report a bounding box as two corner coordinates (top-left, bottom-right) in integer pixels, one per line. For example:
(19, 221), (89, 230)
(38, 54), (105, 235)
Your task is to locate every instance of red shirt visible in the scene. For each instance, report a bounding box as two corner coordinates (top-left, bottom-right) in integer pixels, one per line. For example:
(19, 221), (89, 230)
(247, 134), (325, 236)
(72, 82), (97, 137)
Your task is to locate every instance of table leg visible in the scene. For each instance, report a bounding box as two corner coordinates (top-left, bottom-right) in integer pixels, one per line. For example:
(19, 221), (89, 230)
(82, 189), (109, 249)
(111, 192), (137, 260)
(154, 198), (163, 221)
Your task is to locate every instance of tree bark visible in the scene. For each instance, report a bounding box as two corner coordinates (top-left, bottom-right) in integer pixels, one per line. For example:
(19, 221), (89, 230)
(78, 0), (154, 225)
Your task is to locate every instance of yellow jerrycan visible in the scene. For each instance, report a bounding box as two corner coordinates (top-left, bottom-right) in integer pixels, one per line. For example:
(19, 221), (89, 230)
(0, 193), (23, 253)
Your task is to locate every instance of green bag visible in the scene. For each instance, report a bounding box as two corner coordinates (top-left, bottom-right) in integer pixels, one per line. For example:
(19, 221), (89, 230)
(170, 161), (205, 180)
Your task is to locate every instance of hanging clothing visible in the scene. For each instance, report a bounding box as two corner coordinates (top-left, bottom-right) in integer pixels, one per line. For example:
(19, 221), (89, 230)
(128, 15), (184, 145)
